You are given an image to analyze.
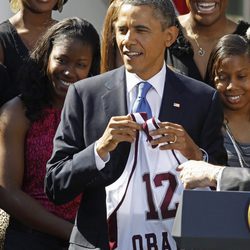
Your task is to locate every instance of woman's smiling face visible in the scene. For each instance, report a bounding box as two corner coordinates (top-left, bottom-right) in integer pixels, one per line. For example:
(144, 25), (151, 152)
(214, 54), (250, 112)
(47, 37), (93, 104)
(185, 0), (228, 26)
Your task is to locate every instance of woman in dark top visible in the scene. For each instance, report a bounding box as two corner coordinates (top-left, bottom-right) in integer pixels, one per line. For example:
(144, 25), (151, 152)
(167, 0), (249, 86)
(0, 17), (100, 250)
(207, 30), (250, 168)
(0, 0), (68, 104)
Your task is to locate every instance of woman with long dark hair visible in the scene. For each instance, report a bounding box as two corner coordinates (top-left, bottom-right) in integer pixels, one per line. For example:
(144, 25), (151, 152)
(0, 17), (100, 250)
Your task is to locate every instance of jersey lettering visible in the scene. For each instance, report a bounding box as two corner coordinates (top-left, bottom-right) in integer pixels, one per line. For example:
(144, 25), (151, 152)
(143, 172), (178, 220)
(132, 232), (171, 250)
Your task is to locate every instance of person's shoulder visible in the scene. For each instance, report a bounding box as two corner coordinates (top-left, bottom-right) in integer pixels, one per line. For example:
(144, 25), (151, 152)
(234, 20), (250, 36)
(168, 66), (215, 93)
(177, 14), (189, 26)
(0, 20), (14, 46)
(0, 20), (12, 34)
(0, 97), (28, 128)
(74, 66), (125, 90)
(169, 15), (192, 55)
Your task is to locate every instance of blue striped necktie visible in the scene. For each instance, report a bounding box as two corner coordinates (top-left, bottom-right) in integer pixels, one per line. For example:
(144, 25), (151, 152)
(132, 81), (152, 118)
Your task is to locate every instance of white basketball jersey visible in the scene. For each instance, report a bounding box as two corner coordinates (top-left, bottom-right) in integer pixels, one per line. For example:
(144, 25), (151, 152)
(106, 113), (187, 250)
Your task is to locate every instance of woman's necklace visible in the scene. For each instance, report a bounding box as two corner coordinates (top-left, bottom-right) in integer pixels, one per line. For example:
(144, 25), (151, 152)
(188, 24), (206, 57)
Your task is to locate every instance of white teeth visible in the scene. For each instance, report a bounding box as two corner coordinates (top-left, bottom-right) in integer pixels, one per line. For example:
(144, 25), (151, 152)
(198, 2), (216, 7)
(227, 95), (240, 101)
(231, 96), (240, 100)
(61, 81), (72, 87)
(197, 2), (216, 12)
(126, 52), (140, 56)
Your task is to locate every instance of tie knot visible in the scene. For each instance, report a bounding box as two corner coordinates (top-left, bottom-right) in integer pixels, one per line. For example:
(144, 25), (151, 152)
(132, 81), (152, 118)
(138, 81), (151, 99)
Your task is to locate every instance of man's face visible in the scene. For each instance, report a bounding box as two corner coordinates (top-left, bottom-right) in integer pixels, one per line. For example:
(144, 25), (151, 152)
(115, 4), (178, 80)
(186, 0), (228, 26)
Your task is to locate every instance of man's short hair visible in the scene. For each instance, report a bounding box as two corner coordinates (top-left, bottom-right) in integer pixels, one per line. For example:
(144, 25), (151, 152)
(121, 0), (177, 29)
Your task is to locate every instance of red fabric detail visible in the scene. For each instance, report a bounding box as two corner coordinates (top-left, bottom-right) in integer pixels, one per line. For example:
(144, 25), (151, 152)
(173, 0), (189, 15)
(23, 107), (81, 221)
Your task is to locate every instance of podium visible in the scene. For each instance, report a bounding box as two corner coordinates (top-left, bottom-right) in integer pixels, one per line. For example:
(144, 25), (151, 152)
(172, 190), (250, 250)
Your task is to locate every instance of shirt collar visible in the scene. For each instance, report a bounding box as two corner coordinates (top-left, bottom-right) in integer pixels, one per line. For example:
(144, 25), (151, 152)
(126, 62), (166, 98)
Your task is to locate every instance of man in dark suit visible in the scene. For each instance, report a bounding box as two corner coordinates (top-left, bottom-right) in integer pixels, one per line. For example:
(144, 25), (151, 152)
(178, 160), (250, 191)
(45, 0), (227, 249)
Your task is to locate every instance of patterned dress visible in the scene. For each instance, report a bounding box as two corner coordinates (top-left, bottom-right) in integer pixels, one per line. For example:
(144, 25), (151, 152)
(23, 107), (81, 221)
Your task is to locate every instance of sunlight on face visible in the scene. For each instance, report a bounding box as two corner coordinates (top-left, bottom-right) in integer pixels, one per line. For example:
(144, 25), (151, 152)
(47, 38), (93, 106)
(214, 55), (250, 112)
(115, 4), (174, 80)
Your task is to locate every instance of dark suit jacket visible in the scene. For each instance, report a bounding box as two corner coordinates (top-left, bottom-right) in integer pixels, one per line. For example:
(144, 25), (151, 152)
(220, 167), (250, 191)
(45, 66), (227, 249)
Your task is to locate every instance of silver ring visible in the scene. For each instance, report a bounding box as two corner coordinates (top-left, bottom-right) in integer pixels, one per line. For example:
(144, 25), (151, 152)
(172, 134), (177, 143)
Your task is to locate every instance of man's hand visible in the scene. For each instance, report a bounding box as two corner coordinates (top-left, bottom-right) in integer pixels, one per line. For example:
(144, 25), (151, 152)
(96, 115), (141, 160)
(176, 160), (223, 189)
(149, 122), (202, 160)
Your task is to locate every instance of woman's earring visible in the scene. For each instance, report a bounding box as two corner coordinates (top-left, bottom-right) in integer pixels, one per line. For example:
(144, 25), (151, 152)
(57, 0), (64, 13)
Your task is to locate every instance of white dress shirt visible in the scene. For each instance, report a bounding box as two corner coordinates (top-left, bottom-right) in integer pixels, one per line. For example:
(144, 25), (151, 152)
(126, 62), (166, 118)
(95, 63), (167, 170)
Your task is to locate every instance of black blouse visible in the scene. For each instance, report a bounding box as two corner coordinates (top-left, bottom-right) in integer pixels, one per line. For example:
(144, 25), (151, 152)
(0, 20), (29, 103)
(166, 20), (250, 85)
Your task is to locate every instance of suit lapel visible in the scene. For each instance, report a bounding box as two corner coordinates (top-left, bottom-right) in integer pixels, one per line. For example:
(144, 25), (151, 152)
(102, 67), (131, 177)
(159, 66), (185, 124)
(102, 66), (128, 118)
(101, 67), (131, 176)
(103, 66), (185, 123)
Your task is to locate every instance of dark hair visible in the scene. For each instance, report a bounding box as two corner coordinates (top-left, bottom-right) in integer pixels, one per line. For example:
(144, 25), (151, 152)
(53, 0), (68, 10)
(120, 0), (177, 29)
(101, 0), (123, 73)
(20, 17), (100, 122)
(207, 32), (250, 86)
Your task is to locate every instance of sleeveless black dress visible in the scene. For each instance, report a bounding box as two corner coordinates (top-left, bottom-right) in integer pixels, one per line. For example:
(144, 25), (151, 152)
(166, 20), (250, 85)
(0, 20), (29, 103)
